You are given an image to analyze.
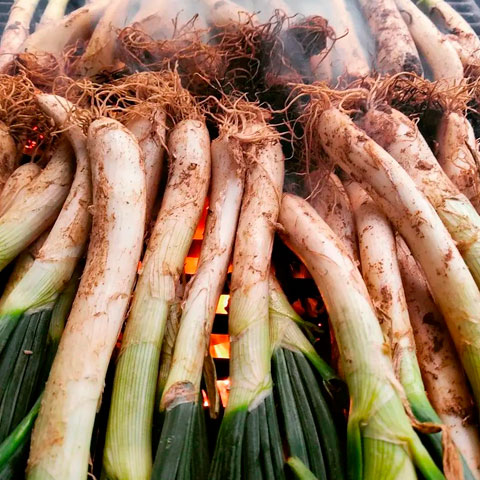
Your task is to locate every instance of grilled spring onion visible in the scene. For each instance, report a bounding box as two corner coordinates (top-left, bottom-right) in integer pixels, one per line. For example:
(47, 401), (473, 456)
(397, 237), (480, 479)
(0, 123), (18, 195)
(417, 0), (480, 75)
(347, 181), (471, 478)
(103, 118), (211, 480)
(0, 270), (78, 480)
(0, 163), (41, 216)
(269, 275), (345, 480)
(0, 138), (74, 273)
(0, 0), (41, 73)
(22, 0), (109, 60)
(317, 106), (480, 419)
(209, 122), (285, 480)
(279, 193), (443, 480)
(27, 118), (146, 480)
(153, 134), (244, 480)
(305, 170), (356, 376)
(75, 0), (132, 77)
(37, 0), (70, 28)
(357, 0), (422, 75)
(306, 170), (358, 262)
(436, 111), (480, 213)
(0, 127), (90, 353)
(125, 108), (167, 225)
(328, 0), (371, 81)
(360, 107), (480, 291)
(394, 0), (464, 81)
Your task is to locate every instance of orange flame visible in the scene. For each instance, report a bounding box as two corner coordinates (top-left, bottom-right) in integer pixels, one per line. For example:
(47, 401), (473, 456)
(210, 334), (230, 359)
(201, 389), (209, 408)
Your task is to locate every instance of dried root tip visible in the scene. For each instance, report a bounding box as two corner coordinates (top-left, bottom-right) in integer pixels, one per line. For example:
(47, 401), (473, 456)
(93, 71), (202, 123)
(117, 24), (227, 96)
(16, 53), (64, 92)
(365, 72), (475, 115)
(210, 96), (279, 144)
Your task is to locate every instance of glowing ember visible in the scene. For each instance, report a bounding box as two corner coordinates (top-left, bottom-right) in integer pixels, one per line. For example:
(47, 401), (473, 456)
(210, 334), (230, 359)
(292, 264), (310, 279)
(24, 125), (45, 155)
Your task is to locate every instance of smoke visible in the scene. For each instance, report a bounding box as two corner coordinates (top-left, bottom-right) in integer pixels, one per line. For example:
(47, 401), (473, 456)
(121, 0), (375, 81)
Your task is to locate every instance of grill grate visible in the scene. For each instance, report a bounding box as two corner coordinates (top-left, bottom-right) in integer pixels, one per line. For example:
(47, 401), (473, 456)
(445, 0), (480, 34)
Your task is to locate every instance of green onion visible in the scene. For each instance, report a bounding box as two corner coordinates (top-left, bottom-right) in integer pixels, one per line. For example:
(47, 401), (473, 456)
(210, 121), (285, 479)
(318, 106), (480, 418)
(0, 268), (78, 480)
(347, 181), (470, 478)
(103, 118), (211, 480)
(27, 117), (146, 480)
(397, 237), (480, 479)
(360, 107), (480, 292)
(279, 192), (443, 480)
(393, 0), (463, 81)
(0, 138), (74, 273)
(270, 275), (345, 480)
(0, 127), (89, 353)
(0, 163), (41, 217)
(153, 133), (244, 480)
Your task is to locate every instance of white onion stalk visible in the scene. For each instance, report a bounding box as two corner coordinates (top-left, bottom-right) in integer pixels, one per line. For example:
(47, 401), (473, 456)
(347, 180), (467, 477)
(37, 0), (70, 29)
(436, 111), (480, 213)
(394, 0), (464, 82)
(418, 0), (480, 76)
(360, 107), (480, 291)
(23, 0), (109, 57)
(27, 117), (146, 480)
(153, 134), (244, 480)
(0, 138), (74, 273)
(210, 122), (285, 479)
(278, 193), (443, 480)
(0, 122), (19, 195)
(317, 106), (480, 415)
(76, 0), (131, 77)
(103, 118), (210, 480)
(397, 236), (480, 480)
(329, 0), (370, 81)
(306, 170), (358, 262)
(125, 109), (166, 225)
(0, 118), (91, 354)
(0, 163), (41, 216)
(0, 0), (41, 73)
(357, 0), (423, 75)
(0, 231), (47, 309)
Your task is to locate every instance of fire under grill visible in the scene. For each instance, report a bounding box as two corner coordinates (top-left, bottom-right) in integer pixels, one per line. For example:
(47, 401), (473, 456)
(3, 0), (480, 479)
